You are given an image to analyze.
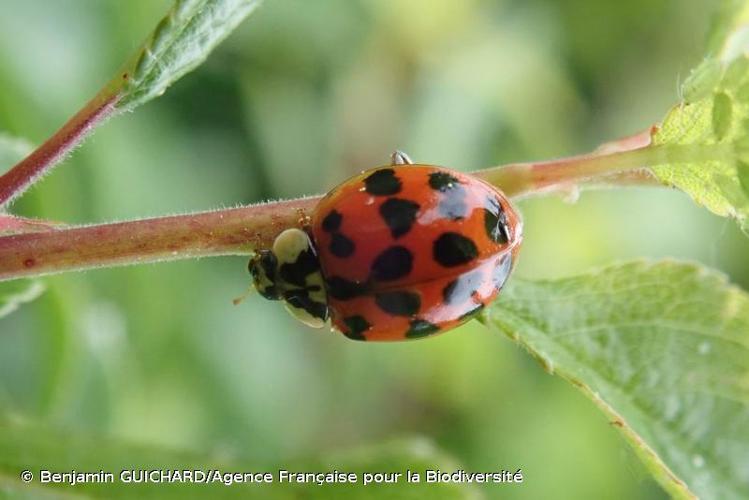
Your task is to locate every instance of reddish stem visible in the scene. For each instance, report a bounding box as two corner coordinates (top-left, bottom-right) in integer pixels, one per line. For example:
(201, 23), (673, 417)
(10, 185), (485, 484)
(0, 215), (60, 235)
(0, 198), (317, 280)
(0, 91), (120, 207)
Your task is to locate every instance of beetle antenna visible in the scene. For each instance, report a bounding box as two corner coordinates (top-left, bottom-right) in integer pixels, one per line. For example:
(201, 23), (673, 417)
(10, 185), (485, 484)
(232, 287), (256, 305)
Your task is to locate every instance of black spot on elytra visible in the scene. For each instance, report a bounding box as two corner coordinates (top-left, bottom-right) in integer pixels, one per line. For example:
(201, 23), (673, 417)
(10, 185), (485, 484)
(343, 315), (371, 340)
(429, 172), (467, 220)
(406, 319), (440, 339)
(485, 198), (510, 244)
(428, 172), (460, 191)
(279, 248), (320, 287)
(322, 210), (356, 258)
(492, 254), (513, 291)
(442, 280), (458, 304)
(364, 168), (401, 196)
(433, 233), (478, 267)
(458, 303), (485, 321)
(329, 233), (355, 258)
(370, 246), (413, 281)
(375, 291), (421, 317)
(283, 289), (329, 321)
(322, 210), (343, 232)
(326, 276), (367, 300)
(442, 269), (483, 305)
(379, 198), (420, 238)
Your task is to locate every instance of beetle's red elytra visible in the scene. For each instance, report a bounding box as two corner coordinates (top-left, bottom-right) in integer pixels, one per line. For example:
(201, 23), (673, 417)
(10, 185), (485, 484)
(248, 152), (523, 341)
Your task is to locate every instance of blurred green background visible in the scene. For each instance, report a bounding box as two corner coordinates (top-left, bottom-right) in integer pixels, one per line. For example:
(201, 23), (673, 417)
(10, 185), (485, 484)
(1, 0), (748, 498)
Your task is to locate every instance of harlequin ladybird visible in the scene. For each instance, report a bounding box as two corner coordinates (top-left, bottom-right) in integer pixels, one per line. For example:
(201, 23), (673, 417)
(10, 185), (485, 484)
(248, 151), (522, 341)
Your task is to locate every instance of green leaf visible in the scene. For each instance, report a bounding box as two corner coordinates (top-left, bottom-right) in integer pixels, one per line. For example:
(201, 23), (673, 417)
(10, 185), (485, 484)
(116, 0), (263, 111)
(483, 261), (749, 500)
(0, 281), (44, 319)
(740, 160), (749, 195)
(650, 1), (749, 231)
(0, 414), (473, 499)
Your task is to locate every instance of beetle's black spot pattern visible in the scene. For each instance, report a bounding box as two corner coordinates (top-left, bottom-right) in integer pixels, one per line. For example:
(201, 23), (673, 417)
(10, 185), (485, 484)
(364, 168), (401, 196)
(256, 284), (279, 301)
(406, 319), (440, 338)
(322, 210), (343, 232)
(279, 248), (320, 287)
(251, 251), (281, 300)
(322, 209), (356, 258)
(492, 255), (513, 290)
(329, 233), (355, 258)
(484, 198), (510, 244)
(433, 233), (478, 267)
(326, 276), (367, 300)
(442, 269), (483, 305)
(370, 246), (413, 281)
(283, 289), (329, 321)
(379, 198), (420, 238)
(458, 303), (485, 321)
(254, 251), (277, 279)
(428, 172), (460, 192)
(442, 280), (458, 304)
(343, 315), (371, 341)
(375, 291), (421, 317)
(429, 172), (467, 220)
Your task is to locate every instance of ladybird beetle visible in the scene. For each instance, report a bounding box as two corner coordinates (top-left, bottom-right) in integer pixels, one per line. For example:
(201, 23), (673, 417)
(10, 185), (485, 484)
(248, 151), (522, 341)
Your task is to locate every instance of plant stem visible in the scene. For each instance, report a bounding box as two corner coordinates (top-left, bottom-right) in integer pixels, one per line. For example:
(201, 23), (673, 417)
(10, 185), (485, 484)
(0, 142), (730, 282)
(0, 198), (317, 281)
(481, 143), (731, 198)
(0, 215), (60, 235)
(0, 90), (120, 207)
